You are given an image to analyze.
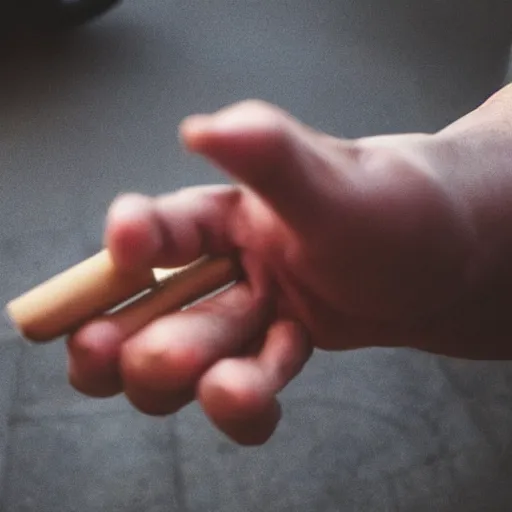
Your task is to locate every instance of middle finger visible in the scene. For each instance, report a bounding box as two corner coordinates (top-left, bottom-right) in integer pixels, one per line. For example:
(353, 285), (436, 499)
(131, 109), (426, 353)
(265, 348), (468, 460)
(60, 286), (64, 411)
(119, 281), (270, 415)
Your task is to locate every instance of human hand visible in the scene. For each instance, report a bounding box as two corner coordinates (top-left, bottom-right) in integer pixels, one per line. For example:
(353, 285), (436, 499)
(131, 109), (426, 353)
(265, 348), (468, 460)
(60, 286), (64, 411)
(67, 96), (505, 444)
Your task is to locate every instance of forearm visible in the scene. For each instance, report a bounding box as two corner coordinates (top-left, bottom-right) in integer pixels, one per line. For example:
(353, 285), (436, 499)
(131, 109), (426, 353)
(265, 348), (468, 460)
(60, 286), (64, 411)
(431, 83), (512, 288)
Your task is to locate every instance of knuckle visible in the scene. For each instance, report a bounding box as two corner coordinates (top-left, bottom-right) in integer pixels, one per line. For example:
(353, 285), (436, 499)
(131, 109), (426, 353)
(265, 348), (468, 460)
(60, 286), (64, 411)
(236, 98), (276, 114)
(68, 371), (90, 395)
(67, 366), (121, 398)
(120, 321), (202, 389)
(359, 145), (404, 176)
(356, 139), (433, 184)
(126, 388), (193, 417)
(67, 327), (94, 359)
(69, 377), (119, 399)
(234, 99), (290, 133)
(126, 393), (168, 416)
(108, 192), (150, 217)
(200, 360), (263, 414)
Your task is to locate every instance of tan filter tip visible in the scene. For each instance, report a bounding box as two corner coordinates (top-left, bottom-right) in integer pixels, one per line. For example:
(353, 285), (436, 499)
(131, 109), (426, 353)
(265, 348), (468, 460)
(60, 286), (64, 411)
(5, 250), (156, 342)
(5, 251), (242, 343)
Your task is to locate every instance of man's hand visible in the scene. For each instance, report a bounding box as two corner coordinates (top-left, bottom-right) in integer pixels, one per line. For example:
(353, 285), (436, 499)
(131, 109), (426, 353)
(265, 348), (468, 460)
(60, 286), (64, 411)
(66, 91), (512, 445)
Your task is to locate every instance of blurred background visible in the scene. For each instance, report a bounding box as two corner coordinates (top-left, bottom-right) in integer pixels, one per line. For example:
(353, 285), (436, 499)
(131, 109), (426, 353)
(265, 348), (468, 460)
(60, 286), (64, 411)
(2, 1), (512, 510)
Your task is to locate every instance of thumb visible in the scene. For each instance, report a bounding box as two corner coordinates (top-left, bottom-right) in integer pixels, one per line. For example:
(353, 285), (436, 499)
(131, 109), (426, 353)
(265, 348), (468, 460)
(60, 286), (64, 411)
(179, 100), (355, 230)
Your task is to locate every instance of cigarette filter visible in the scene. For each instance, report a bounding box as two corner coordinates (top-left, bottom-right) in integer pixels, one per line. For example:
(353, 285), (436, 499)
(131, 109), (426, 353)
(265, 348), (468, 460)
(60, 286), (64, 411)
(5, 250), (240, 342)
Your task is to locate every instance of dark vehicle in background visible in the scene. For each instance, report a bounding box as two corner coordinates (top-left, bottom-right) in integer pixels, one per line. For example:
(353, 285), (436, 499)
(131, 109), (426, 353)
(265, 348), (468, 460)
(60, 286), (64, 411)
(2, 0), (120, 32)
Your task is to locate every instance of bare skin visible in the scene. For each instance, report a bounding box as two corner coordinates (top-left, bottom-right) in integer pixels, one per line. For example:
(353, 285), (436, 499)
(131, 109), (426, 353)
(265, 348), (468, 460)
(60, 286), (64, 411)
(67, 84), (512, 445)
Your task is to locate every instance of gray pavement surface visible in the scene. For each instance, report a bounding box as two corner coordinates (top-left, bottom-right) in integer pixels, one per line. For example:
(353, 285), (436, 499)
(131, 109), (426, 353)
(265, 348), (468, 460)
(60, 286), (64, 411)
(2, 1), (512, 510)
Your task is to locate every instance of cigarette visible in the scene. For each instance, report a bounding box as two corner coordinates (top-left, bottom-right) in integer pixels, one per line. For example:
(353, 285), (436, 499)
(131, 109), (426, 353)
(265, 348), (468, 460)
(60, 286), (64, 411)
(5, 250), (241, 343)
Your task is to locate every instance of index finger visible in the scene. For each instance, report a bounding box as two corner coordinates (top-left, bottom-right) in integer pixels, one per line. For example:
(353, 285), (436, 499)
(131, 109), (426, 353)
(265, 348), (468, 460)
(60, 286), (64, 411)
(105, 185), (241, 273)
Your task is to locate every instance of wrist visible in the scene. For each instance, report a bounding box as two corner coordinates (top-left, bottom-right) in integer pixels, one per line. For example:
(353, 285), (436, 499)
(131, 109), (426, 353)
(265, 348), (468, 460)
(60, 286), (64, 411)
(429, 91), (512, 289)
